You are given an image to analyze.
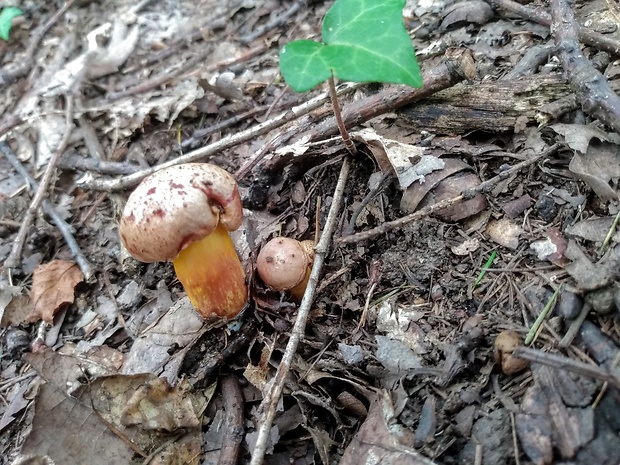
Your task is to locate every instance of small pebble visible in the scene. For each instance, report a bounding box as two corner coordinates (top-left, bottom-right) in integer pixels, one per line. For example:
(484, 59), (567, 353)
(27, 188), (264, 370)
(557, 289), (583, 320)
(586, 287), (615, 315)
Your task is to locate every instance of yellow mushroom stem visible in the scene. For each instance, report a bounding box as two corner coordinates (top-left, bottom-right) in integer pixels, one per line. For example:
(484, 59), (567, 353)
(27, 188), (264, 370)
(289, 266), (311, 302)
(172, 223), (247, 319)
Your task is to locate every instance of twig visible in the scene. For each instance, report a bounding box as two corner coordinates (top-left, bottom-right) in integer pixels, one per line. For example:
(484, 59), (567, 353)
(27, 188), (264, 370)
(488, 0), (620, 56)
(549, 0), (620, 133)
(343, 171), (392, 236)
(0, 143), (94, 279)
(218, 376), (245, 465)
(338, 144), (560, 244)
(513, 345), (620, 390)
(328, 75), (356, 155)
(81, 84), (346, 191)
(250, 157), (350, 465)
(0, 0), (75, 90)
(558, 302), (591, 348)
(58, 151), (138, 175)
(4, 96), (78, 270)
(354, 259), (381, 333)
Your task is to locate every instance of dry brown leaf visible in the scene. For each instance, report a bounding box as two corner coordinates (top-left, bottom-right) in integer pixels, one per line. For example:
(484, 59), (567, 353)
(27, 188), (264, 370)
(29, 260), (83, 324)
(487, 219), (523, 249)
(24, 349), (208, 465)
(0, 285), (33, 327)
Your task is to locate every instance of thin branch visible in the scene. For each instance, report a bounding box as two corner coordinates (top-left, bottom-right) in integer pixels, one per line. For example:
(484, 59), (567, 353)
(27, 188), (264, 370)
(297, 48), (476, 144)
(218, 376), (245, 465)
(513, 345), (620, 390)
(4, 95), (78, 270)
(0, 143), (94, 279)
(488, 0), (620, 56)
(80, 85), (343, 191)
(338, 144), (559, 244)
(250, 157), (351, 465)
(328, 75), (356, 155)
(549, 0), (620, 133)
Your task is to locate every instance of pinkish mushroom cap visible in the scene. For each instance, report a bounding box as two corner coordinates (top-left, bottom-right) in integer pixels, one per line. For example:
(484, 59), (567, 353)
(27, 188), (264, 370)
(256, 237), (313, 292)
(119, 163), (243, 263)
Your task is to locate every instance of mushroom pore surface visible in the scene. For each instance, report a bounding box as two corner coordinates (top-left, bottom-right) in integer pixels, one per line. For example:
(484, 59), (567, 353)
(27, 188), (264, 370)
(120, 163), (243, 263)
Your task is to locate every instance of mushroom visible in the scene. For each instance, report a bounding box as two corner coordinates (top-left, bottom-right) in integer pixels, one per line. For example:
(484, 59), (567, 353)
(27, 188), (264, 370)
(256, 237), (314, 301)
(119, 163), (247, 319)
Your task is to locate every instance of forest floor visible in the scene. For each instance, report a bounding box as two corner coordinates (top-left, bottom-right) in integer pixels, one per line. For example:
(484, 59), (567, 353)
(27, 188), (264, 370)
(1, 0), (620, 464)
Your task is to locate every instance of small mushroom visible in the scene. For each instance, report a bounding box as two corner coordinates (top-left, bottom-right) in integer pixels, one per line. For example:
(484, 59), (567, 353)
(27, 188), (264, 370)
(256, 237), (314, 301)
(119, 163), (247, 319)
(494, 330), (529, 375)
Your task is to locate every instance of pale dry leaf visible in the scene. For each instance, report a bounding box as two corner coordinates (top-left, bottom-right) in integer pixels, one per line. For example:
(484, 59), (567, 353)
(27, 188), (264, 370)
(451, 238), (480, 256)
(340, 390), (436, 465)
(29, 260), (83, 324)
(566, 217), (620, 243)
(354, 128), (440, 190)
(26, 348), (207, 464)
(121, 297), (205, 382)
(568, 140), (620, 201)
(20, 382), (136, 465)
(90, 375), (207, 432)
(550, 123), (620, 154)
(487, 219), (523, 249)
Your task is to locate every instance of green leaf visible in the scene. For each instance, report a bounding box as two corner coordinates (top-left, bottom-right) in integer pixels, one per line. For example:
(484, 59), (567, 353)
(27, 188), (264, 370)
(279, 0), (422, 92)
(0, 6), (22, 41)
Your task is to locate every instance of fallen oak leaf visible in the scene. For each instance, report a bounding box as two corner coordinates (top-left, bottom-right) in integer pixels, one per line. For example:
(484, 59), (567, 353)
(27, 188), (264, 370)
(28, 260), (83, 324)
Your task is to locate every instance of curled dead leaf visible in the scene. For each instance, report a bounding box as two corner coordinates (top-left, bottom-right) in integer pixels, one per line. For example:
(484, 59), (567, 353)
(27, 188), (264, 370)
(29, 260), (83, 324)
(401, 158), (487, 222)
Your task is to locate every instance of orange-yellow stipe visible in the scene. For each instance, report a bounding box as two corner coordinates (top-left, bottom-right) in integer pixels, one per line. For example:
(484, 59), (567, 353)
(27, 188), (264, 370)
(173, 223), (247, 319)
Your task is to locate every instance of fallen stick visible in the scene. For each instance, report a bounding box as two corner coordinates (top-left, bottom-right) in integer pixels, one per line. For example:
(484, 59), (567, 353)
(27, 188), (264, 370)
(488, 0), (620, 56)
(2, 96), (95, 280)
(79, 85), (343, 191)
(549, 0), (620, 133)
(81, 48), (475, 191)
(250, 157), (351, 465)
(0, 142), (94, 280)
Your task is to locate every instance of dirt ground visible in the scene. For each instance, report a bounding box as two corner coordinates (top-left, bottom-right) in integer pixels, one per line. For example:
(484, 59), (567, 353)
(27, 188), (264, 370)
(1, 0), (620, 464)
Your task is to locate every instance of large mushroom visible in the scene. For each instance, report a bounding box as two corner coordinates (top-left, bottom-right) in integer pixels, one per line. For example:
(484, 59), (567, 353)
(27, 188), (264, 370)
(119, 163), (247, 319)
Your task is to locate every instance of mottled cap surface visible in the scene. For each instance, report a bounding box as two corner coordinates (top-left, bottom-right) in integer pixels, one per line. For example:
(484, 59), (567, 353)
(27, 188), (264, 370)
(120, 163), (242, 262)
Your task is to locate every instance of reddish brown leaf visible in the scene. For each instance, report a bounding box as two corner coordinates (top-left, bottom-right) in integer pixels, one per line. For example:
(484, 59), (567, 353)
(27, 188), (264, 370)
(28, 260), (83, 324)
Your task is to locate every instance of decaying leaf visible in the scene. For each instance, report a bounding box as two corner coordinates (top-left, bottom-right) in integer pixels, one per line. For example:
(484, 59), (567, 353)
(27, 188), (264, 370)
(400, 158), (487, 222)
(122, 297), (206, 382)
(0, 284), (33, 327)
(340, 390), (437, 465)
(568, 140), (620, 201)
(487, 218), (523, 249)
(550, 123), (620, 154)
(29, 260), (83, 324)
(354, 128), (443, 190)
(23, 349), (208, 465)
(441, 0), (494, 29)
(564, 241), (620, 291)
(566, 216), (620, 243)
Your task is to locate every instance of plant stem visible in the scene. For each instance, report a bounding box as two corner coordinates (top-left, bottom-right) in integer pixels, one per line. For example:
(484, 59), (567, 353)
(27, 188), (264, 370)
(328, 75), (357, 155)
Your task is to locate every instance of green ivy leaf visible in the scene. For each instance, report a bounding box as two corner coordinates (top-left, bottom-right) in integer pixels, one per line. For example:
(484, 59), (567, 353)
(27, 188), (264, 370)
(0, 6), (22, 41)
(279, 0), (422, 92)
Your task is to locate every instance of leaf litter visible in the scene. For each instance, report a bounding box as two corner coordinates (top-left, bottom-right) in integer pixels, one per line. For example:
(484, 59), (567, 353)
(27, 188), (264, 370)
(1, 0), (620, 464)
